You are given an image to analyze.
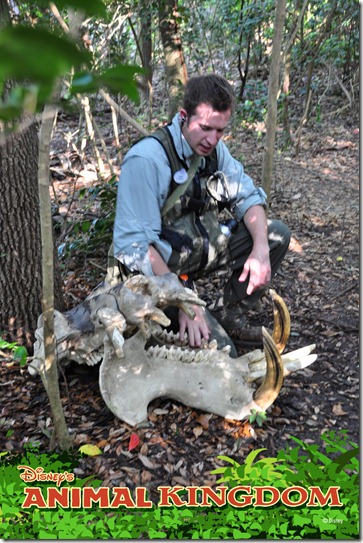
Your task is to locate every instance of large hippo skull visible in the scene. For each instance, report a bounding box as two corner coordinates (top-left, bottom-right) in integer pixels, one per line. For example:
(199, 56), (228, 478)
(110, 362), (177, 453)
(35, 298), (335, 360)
(31, 273), (317, 426)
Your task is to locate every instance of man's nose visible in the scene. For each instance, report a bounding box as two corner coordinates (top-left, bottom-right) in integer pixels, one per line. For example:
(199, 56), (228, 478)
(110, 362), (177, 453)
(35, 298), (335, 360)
(206, 130), (220, 146)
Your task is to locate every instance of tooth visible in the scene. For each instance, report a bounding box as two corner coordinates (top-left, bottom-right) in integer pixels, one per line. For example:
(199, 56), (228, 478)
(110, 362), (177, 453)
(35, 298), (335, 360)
(153, 345), (161, 356)
(181, 351), (192, 363)
(158, 346), (167, 357)
(208, 339), (218, 350)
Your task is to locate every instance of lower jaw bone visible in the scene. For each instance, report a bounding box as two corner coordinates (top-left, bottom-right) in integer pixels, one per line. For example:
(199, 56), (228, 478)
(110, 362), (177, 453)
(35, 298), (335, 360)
(99, 327), (284, 427)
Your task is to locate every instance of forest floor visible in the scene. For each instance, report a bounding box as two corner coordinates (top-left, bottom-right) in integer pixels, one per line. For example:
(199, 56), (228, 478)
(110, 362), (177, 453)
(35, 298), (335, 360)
(0, 92), (359, 500)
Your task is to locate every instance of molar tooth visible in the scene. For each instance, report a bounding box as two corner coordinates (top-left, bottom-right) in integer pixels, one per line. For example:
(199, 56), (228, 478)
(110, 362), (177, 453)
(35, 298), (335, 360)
(152, 345), (162, 356)
(159, 329), (168, 340)
(194, 351), (204, 362)
(176, 347), (184, 360)
(158, 345), (168, 357)
(222, 345), (231, 354)
(167, 347), (176, 359)
(208, 339), (218, 350)
(181, 351), (192, 362)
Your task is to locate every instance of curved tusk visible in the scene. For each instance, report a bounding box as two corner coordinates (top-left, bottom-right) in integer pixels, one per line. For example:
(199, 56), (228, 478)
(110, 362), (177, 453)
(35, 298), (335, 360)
(253, 327), (284, 411)
(270, 289), (291, 354)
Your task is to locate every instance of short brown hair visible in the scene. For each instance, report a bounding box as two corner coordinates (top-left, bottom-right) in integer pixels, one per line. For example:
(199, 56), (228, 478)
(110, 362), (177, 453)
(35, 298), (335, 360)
(183, 74), (235, 117)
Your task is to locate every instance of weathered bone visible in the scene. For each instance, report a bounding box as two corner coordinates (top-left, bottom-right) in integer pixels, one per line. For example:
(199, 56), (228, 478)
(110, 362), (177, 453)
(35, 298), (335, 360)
(29, 273), (205, 375)
(99, 327), (285, 426)
(98, 291), (317, 426)
(30, 272), (317, 427)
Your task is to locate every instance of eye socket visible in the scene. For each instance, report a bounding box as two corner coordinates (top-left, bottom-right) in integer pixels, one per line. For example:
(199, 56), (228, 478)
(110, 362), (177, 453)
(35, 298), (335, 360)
(200, 124), (226, 134)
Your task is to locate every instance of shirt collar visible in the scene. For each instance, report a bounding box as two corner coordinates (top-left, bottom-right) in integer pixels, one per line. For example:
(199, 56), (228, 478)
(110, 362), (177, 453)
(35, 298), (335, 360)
(169, 113), (195, 164)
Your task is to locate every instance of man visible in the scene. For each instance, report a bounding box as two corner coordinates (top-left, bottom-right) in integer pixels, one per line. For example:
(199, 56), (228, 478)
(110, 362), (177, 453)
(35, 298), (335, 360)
(113, 74), (290, 349)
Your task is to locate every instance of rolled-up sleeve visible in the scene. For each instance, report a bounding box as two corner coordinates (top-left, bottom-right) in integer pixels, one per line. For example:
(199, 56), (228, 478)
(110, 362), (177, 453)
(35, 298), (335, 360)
(113, 140), (173, 275)
(216, 141), (267, 220)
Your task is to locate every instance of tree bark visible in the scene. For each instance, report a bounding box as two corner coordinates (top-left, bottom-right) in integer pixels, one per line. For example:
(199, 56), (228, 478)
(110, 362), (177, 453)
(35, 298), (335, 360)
(158, 0), (187, 120)
(0, 123), (42, 347)
(0, 0), (63, 348)
(140, 3), (153, 118)
(261, 0), (287, 203)
(281, 0), (309, 147)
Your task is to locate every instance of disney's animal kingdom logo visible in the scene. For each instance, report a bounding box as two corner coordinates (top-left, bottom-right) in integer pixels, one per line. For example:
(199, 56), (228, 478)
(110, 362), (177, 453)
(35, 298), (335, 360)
(18, 465), (74, 487)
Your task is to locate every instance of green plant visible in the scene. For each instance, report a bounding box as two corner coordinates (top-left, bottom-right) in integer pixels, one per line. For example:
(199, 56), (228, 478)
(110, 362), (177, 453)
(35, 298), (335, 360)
(58, 176), (117, 261)
(249, 408), (267, 427)
(0, 337), (28, 366)
(0, 431), (359, 539)
(211, 429), (359, 538)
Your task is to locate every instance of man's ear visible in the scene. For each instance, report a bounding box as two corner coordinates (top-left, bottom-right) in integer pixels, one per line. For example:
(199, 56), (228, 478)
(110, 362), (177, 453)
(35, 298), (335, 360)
(180, 108), (188, 125)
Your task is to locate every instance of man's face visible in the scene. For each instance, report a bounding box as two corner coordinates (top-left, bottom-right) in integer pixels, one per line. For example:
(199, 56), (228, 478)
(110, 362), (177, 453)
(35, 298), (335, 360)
(181, 102), (231, 157)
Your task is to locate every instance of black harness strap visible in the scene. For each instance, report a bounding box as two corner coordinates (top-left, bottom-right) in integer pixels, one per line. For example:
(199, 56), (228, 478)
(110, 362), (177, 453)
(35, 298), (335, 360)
(150, 125), (218, 200)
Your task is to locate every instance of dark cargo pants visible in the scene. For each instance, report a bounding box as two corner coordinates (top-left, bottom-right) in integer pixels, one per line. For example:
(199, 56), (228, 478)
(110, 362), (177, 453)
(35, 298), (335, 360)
(169, 218), (291, 313)
(165, 218), (290, 356)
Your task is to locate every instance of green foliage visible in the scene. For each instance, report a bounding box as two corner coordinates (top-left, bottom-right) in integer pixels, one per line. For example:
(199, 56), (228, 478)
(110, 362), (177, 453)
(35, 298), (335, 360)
(0, 337), (28, 366)
(0, 25), (92, 117)
(58, 176), (117, 260)
(249, 409), (267, 427)
(211, 430), (359, 538)
(0, 431), (359, 539)
(0, 0), (142, 122)
(70, 64), (143, 102)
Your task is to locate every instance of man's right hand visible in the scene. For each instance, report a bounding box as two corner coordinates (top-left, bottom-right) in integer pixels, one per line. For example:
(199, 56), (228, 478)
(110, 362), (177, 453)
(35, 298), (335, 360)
(178, 305), (210, 347)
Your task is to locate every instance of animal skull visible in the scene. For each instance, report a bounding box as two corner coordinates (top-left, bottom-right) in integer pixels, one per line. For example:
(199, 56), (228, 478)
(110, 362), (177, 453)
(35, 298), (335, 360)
(30, 273), (317, 426)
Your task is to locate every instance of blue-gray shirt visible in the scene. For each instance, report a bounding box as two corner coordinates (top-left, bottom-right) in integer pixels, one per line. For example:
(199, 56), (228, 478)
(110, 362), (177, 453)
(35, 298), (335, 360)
(113, 113), (267, 275)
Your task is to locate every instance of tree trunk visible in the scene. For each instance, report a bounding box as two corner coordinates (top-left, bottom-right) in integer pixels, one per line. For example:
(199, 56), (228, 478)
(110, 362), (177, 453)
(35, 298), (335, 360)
(158, 0), (187, 120)
(0, 0), (63, 348)
(237, 0), (253, 100)
(0, 124), (42, 348)
(281, 0), (309, 147)
(261, 0), (287, 203)
(140, 4), (153, 116)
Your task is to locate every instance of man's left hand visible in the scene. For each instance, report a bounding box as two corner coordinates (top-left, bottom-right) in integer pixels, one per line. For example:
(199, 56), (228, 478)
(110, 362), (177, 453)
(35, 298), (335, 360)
(238, 246), (271, 295)
(178, 305), (210, 347)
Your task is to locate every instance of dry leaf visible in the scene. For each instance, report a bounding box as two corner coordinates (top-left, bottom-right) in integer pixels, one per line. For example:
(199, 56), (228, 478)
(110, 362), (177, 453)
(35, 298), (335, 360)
(321, 330), (340, 337)
(138, 453), (158, 469)
(128, 432), (140, 451)
(196, 414), (212, 429)
(79, 444), (102, 456)
(141, 470), (153, 483)
(332, 403), (348, 416)
(193, 426), (204, 438)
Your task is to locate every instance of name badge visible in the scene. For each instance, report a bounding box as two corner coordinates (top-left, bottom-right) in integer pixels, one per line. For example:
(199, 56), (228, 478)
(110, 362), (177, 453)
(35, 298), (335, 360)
(173, 168), (188, 184)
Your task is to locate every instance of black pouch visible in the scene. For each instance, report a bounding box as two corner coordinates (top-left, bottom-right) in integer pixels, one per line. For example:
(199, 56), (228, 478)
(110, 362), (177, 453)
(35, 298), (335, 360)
(160, 227), (194, 254)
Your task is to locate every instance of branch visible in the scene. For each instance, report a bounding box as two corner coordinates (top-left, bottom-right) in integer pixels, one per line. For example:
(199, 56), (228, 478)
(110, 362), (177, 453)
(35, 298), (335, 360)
(99, 89), (150, 136)
(38, 102), (73, 450)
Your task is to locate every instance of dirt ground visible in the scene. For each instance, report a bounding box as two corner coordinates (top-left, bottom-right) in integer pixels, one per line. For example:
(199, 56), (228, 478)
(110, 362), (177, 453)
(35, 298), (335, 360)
(0, 94), (359, 500)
